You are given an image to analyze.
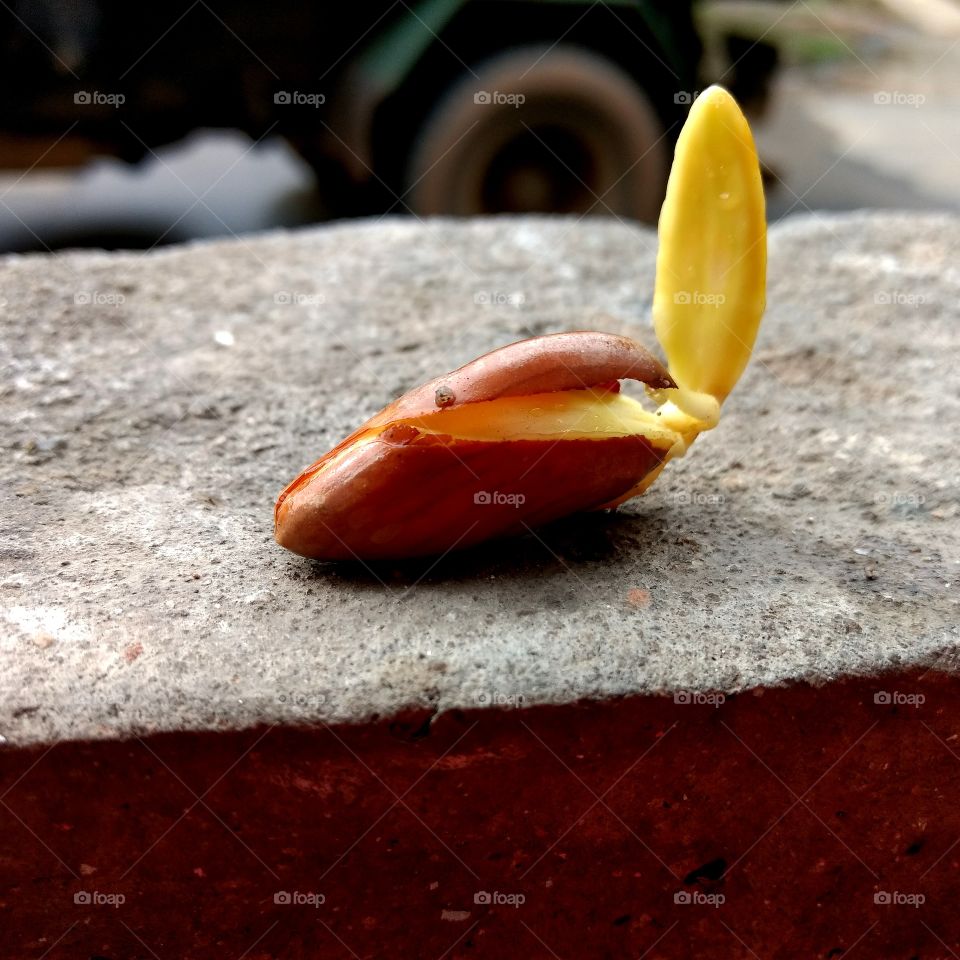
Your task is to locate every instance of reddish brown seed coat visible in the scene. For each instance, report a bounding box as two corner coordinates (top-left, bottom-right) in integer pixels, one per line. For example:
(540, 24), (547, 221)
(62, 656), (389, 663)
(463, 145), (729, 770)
(275, 430), (665, 560)
(275, 332), (674, 560)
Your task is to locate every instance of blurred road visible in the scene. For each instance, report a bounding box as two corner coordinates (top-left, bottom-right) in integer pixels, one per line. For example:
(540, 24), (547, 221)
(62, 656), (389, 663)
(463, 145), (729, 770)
(1, 12), (957, 251)
(0, 131), (323, 252)
(755, 34), (960, 219)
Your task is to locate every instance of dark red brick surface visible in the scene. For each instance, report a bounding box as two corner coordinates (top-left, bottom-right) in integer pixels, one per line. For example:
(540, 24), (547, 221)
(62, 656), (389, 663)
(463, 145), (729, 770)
(2, 670), (958, 958)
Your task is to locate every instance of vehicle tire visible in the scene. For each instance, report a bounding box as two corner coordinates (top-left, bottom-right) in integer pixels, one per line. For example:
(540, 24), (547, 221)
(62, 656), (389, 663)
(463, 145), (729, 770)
(404, 45), (669, 222)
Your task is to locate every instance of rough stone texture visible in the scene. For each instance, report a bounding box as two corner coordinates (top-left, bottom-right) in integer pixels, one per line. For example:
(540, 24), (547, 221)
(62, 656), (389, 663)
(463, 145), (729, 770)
(1, 213), (957, 746)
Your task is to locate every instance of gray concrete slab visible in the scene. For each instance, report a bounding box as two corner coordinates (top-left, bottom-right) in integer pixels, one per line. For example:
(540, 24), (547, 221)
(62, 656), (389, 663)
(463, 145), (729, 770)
(1, 213), (957, 746)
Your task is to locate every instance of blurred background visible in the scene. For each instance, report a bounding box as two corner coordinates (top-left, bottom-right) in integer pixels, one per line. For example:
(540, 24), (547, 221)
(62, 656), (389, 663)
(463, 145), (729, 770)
(1, 0), (957, 253)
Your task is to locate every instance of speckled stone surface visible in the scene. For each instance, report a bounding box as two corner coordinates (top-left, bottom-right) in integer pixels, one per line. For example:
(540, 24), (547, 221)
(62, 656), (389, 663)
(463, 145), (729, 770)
(1, 213), (957, 746)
